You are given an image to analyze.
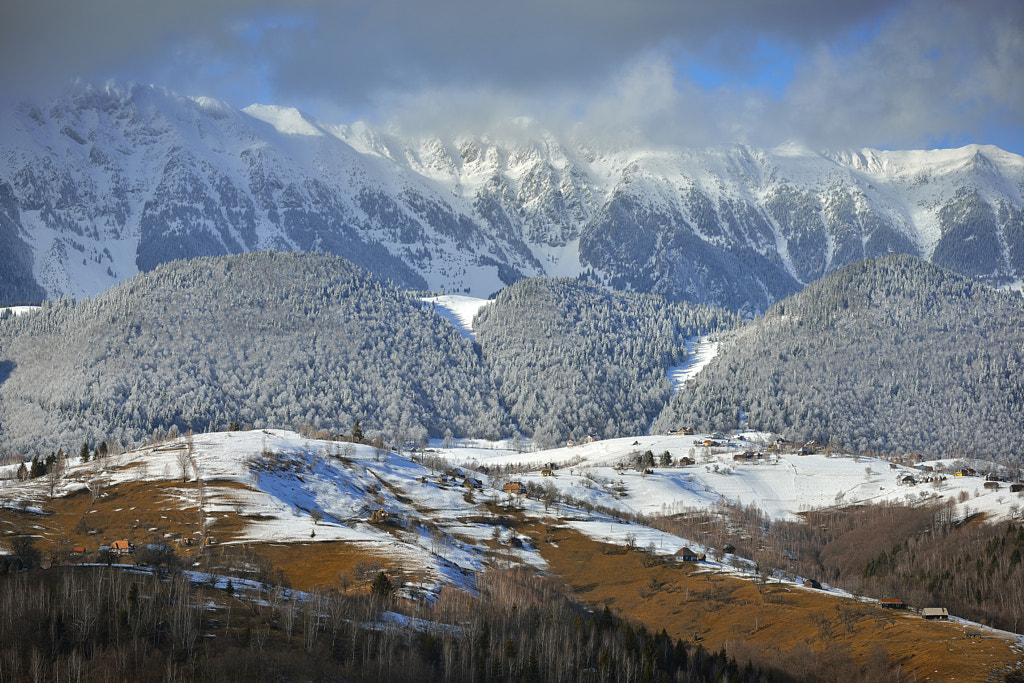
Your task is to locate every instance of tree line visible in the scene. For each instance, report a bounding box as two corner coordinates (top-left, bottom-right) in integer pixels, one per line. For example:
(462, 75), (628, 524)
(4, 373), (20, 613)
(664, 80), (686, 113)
(0, 251), (509, 459)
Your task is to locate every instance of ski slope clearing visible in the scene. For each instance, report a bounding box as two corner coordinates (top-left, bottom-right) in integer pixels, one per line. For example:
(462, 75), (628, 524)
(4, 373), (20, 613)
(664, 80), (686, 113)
(667, 336), (720, 389)
(422, 295), (491, 339)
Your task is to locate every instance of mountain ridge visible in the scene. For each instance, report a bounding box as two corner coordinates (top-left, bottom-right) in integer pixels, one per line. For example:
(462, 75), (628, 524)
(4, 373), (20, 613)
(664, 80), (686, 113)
(2, 81), (1024, 312)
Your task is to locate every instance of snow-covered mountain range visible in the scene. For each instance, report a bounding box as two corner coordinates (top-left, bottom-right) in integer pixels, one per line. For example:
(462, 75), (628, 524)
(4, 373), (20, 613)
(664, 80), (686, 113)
(3, 81), (1024, 312)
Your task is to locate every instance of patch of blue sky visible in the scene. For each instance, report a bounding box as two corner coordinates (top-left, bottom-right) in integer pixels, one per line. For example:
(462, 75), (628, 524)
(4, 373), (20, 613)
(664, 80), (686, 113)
(674, 39), (798, 99)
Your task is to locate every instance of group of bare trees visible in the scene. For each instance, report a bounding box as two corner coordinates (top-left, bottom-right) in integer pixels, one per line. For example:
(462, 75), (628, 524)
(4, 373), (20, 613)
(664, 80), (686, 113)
(650, 499), (1024, 633)
(0, 563), (776, 682)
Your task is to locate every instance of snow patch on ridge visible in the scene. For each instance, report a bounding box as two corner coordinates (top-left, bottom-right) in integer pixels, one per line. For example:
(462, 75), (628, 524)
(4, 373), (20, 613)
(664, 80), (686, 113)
(243, 105), (324, 137)
(422, 295), (492, 340)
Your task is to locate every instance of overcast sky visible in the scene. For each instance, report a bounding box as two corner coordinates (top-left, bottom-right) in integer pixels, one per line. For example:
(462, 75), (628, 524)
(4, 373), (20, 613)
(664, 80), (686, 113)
(2, 0), (1021, 153)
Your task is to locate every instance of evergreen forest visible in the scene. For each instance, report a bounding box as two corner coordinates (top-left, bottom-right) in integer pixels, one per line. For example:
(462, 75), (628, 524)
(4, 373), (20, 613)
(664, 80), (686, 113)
(2, 251), (1024, 466)
(654, 255), (1024, 460)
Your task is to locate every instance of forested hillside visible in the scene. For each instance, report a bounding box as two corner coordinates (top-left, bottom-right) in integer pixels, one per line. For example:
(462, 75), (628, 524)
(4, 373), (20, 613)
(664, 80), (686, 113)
(0, 252), (509, 458)
(475, 278), (740, 447)
(654, 255), (1024, 458)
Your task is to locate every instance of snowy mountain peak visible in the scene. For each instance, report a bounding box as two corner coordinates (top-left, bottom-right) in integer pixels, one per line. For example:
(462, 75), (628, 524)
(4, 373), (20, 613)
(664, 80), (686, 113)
(243, 104), (326, 137)
(2, 82), (1024, 311)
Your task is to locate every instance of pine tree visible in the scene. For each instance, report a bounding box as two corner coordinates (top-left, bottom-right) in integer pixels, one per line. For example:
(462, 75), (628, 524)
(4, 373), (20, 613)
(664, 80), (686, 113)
(370, 571), (393, 597)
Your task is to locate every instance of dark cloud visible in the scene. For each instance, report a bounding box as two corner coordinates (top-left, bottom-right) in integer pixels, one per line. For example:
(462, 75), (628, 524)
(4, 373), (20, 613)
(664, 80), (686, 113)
(2, 0), (1020, 153)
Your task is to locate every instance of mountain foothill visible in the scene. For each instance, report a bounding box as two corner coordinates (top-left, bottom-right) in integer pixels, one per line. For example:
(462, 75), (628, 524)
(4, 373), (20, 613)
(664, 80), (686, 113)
(1, 250), (1022, 470)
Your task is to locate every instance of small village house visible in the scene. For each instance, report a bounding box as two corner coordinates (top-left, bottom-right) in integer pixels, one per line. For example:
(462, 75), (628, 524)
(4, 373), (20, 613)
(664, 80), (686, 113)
(109, 540), (134, 555)
(674, 547), (704, 562)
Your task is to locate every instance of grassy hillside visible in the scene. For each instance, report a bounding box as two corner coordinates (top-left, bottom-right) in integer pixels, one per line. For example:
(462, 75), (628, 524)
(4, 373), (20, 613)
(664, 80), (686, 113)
(1, 430), (1021, 682)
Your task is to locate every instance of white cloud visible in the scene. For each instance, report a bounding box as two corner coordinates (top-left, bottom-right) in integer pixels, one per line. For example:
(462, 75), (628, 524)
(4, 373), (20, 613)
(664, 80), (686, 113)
(1, 0), (1021, 153)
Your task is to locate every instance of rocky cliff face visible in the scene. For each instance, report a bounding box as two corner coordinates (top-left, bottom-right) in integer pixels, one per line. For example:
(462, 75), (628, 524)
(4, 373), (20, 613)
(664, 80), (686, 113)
(3, 82), (1023, 312)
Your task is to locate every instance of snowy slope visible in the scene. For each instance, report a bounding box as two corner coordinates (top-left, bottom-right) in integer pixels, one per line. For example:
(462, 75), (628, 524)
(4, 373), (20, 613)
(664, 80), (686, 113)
(3, 82), (1024, 312)
(2, 427), (1018, 603)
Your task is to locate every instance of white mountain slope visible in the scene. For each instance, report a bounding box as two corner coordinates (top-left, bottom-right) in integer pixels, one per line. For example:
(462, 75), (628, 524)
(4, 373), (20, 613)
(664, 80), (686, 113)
(2, 82), (1024, 312)
(3, 428), (1015, 597)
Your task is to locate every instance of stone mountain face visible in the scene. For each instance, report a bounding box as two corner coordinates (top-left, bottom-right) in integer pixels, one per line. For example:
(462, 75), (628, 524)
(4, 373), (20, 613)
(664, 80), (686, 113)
(2, 82), (1023, 313)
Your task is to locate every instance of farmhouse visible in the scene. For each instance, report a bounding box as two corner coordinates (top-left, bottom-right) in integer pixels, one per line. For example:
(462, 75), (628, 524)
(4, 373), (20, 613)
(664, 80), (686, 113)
(1010, 483), (1023, 493)
(463, 477), (483, 489)
(984, 481), (1000, 490)
(879, 599), (905, 610)
(922, 607), (949, 620)
(503, 482), (526, 495)
(674, 547), (704, 562)
(109, 540), (134, 555)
